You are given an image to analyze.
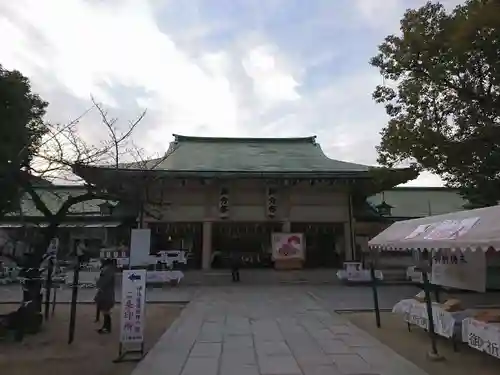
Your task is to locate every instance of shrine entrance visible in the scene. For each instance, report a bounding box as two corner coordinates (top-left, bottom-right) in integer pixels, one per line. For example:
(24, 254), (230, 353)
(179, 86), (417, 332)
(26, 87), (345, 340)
(290, 223), (342, 268)
(211, 222), (282, 268)
(149, 222), (203, 269)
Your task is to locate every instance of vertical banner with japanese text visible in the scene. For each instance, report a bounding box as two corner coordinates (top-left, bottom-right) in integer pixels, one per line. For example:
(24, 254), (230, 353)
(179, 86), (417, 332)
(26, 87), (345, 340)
(431, 249), (486, 292)
(120, 270), (146, 344)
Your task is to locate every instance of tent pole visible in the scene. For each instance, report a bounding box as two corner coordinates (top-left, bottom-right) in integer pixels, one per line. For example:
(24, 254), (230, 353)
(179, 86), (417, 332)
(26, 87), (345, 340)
(430, 254), (440, 303)
(421, 264), (442, 360)
(370, 248), (381, 328)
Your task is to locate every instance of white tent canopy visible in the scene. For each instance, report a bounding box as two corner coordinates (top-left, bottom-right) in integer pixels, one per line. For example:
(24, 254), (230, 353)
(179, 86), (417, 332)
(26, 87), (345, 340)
(369, 204), (500, 252)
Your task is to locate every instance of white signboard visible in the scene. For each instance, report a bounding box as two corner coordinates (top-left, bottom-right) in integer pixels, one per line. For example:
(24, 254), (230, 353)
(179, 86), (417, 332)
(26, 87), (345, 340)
(337, 269), (383, 282)
(129, 229), (151, 267)
(431, 249), (486, 292)
(271, 233), (304, 260)
(116, 258), (130, 267)
(120, 270), (146, 344)
(405, 266), (427, 283)
(463, 318), (500, 359)
(344, 262), (366, 281)
(424, 217), (479, 240)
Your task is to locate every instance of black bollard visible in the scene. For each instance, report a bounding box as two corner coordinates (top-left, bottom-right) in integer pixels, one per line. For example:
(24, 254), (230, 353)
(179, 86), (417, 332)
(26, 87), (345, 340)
(44, 259), (53, 320)
(68, 260), (80, 345)
(370, 264), (381, 328)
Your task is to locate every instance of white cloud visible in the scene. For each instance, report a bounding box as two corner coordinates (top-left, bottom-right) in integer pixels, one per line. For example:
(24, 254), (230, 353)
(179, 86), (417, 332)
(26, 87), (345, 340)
(402, 171), (443, 187)
(0, 0), (244, 140)
(242, 45), (300, 104)
(0, 0), (307, 150)
(354, 0), (403, 29)
(0, 0), (447, 187)
(354, 0), (467, 31)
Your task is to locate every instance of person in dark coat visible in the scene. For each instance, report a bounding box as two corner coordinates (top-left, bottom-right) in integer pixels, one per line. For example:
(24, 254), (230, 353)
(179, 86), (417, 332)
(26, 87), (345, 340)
(94, 259), (104, 323)
(94, 259), (115, 334)
(230, 251), (240, 282)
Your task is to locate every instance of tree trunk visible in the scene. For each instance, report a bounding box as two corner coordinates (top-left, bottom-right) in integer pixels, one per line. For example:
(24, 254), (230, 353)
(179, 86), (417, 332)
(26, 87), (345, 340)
(18, 266), (43, 335)
(15, 228), (56, 336)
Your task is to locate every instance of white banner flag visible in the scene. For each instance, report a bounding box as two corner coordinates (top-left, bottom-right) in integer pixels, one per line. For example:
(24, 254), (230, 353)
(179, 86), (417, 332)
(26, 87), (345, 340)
(120, 270), (146, 344)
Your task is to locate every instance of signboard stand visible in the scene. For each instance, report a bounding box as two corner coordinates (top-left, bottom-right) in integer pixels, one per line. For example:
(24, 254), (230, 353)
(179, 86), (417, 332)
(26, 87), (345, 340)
(113, 228), (150, 363)
(115, 341), (145, 363)
(114, 269), (147, 363)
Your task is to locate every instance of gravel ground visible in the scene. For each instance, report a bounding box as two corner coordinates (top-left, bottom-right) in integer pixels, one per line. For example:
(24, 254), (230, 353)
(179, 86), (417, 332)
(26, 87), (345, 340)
(345, 311), (500, 375)
(0, 303), (183, 375)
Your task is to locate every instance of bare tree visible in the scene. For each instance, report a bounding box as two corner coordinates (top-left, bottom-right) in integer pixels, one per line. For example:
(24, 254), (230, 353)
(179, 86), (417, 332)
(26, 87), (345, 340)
(0, 100), (160, 337)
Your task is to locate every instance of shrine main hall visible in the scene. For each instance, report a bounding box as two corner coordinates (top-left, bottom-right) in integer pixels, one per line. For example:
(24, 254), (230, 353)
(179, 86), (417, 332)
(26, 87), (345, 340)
(75, 134), (413, 269)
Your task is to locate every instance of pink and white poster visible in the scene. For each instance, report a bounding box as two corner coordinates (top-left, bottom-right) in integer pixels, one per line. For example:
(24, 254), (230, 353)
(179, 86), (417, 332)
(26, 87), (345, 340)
(271, 233), (305, 260)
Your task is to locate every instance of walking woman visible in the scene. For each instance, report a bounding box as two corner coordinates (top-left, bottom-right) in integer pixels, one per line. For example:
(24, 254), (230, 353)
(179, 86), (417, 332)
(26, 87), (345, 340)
(94, 259), (115, 334)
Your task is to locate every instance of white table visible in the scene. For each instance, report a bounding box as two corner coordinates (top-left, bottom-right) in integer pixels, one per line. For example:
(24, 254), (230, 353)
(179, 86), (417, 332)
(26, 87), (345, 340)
(462, 318), (500, 359)
(146, 270), (184, 285)
(65, 270), (100, 288)
(392, 298), (474, 350)
(0, 266), (19, 284)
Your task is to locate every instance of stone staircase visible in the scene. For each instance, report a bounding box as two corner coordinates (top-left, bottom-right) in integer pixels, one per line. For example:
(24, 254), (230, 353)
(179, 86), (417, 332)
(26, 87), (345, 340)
(180, 268), (408, 286)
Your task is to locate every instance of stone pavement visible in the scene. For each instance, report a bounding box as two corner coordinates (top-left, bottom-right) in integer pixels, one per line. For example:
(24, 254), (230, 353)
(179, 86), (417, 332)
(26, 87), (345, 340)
(132, 286), (428, 375)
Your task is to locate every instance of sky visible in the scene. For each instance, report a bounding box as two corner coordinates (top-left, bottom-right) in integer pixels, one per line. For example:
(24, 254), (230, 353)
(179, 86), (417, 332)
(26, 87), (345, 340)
(0, 0), (465, 186)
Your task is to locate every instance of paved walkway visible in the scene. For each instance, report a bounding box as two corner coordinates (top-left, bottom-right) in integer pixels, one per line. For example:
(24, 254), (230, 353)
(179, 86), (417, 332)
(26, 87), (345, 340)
(132, 286), (428, 375)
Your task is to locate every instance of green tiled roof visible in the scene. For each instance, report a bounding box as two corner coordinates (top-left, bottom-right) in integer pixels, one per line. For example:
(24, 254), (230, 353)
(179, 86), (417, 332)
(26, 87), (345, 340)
(368, 187), (467, 219)
(121, 135), (371, 173)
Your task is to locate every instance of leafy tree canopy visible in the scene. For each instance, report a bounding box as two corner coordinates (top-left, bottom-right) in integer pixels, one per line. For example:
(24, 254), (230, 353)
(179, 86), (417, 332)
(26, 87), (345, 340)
(0, 65), (48, 216)
(371, 0), (500, 208)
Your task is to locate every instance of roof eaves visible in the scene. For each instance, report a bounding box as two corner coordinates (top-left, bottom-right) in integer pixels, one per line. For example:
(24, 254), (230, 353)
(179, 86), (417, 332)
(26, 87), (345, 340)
(75, 166), (374, 179)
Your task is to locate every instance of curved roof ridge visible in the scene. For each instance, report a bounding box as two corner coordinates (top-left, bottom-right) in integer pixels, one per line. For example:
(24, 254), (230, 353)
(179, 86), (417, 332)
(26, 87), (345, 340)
(173, 134), (317, 144)
(313, 143), (372, 169)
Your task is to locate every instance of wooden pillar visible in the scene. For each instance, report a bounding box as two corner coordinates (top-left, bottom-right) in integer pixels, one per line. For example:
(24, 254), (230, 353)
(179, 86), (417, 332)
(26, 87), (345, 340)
(282, 221), (291, 233)
(344, 191), (356, 261)
(343, 222), (354, 261)
(202, 221), (212, 270)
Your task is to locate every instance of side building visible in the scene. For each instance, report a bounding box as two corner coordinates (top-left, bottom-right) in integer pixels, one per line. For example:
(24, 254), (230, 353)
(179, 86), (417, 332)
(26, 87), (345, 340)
(367, 187), (467, 269)
(0, 185), (137, 259)
(368, 187), (467, 220)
